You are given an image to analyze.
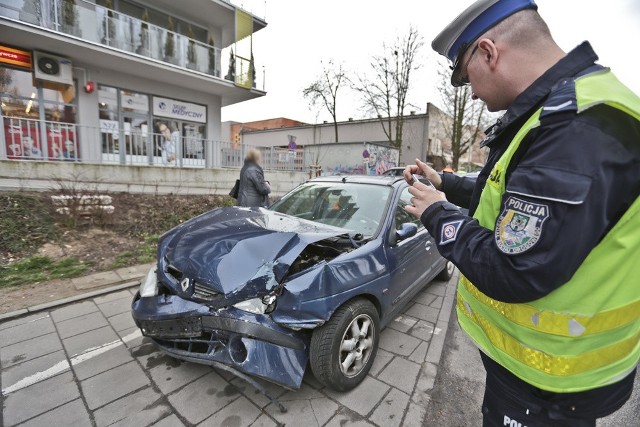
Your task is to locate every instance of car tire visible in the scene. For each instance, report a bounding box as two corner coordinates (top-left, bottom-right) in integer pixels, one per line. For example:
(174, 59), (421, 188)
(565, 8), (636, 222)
(310, 298), (379, 391)
(436, 260), (455, 281)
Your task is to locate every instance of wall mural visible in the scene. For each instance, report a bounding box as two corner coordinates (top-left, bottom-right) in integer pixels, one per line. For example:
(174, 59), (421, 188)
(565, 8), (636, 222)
(322, 144), (399, 176)
(362, 144), (399, 175)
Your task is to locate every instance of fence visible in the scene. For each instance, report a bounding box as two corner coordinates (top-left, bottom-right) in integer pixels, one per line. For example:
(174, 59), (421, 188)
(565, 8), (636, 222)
(1, 117), (305, 171)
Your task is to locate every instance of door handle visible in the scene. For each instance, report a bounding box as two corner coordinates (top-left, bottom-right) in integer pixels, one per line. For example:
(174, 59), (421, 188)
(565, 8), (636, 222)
(425, 241), (432, 251)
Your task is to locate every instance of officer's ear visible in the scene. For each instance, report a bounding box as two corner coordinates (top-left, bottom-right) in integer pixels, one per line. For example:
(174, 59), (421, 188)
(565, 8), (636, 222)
(478, 38), (499, 70)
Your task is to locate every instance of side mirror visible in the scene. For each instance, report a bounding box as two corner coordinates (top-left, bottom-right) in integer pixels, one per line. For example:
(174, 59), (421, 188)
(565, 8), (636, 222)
(396, 222), (418, 241)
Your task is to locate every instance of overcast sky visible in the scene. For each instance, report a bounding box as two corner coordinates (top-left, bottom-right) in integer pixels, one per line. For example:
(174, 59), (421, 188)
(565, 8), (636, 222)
(222, 0), (640, 124)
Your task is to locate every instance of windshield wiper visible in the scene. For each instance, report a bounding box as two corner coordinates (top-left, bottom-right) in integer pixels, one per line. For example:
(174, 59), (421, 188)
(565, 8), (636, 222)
(336, 232), (364, 248)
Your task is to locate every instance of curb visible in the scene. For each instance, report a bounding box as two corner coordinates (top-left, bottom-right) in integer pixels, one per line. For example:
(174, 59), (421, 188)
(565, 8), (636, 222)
(0, 280), (141, 322)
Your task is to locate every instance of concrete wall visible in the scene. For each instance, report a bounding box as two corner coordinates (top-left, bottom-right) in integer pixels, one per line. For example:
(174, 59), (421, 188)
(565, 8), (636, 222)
(0, 161), (307, 196)
(234, 104), (489, 171)
(241, 114), (429, 167)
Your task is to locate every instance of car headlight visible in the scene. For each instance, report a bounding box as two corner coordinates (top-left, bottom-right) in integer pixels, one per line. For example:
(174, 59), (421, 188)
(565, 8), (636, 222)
(233, 295), (276, 314)
(139, 267), (158, 297)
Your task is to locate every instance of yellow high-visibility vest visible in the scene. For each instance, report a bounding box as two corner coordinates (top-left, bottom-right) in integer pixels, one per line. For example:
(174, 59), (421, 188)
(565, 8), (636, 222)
(458, 69), (640, 392)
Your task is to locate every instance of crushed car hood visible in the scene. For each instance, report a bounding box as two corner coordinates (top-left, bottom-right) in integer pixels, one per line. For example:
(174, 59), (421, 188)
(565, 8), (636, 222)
(161, 207), (351, 298)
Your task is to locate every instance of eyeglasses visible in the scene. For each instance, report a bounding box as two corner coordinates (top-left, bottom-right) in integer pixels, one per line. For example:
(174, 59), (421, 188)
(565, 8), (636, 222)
(459, 43), (480, 85)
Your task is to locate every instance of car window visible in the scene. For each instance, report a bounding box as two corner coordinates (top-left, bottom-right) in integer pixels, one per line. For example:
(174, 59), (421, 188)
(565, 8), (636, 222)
(271, 183), (392, 237)
(395, 187), (424, 231)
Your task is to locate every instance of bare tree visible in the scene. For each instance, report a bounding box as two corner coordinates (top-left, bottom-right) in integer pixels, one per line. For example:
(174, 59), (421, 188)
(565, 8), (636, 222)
(353, 27), (423, 155)
(303, 60), (346, 143)
(436, 62), (487, 171)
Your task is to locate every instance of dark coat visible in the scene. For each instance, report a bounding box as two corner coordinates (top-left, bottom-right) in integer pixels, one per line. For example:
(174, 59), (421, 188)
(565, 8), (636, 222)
(237, 161), (271, 207)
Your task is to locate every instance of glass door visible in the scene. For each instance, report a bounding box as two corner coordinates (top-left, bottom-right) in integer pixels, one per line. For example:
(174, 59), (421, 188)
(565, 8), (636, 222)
(123, 113), (149, 165)
(181, 121), (205, 167)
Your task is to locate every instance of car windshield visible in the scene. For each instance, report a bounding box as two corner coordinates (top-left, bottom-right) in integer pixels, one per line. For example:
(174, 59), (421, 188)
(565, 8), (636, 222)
(270, 182), (392, 237)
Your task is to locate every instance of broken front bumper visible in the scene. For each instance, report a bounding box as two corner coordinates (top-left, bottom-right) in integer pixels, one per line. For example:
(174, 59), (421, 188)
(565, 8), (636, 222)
(131, 292), (310, 390)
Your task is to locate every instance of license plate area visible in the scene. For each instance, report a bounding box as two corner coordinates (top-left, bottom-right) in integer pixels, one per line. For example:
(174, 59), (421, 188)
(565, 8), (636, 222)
(139, 317), (202, 338)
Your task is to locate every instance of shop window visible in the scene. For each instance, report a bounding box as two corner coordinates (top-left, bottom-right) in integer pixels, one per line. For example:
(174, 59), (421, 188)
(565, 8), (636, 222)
(121, 89), (148, 113)
(1, 94), (39, 120)
(98, 84), (118, 120)
(98, 85), (119, 155)
(0, 67), (37, 99)
(44, 102), (76, 123)
(2, 66), (79, 161)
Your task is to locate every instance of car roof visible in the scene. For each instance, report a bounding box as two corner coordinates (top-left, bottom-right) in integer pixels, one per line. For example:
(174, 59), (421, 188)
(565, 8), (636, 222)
(308, 175), (405, 187)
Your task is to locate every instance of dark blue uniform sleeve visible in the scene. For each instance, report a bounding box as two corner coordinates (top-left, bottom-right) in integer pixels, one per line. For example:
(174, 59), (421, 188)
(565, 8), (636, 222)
(421, 107), (640, 303)
(440, 172), (477, 209)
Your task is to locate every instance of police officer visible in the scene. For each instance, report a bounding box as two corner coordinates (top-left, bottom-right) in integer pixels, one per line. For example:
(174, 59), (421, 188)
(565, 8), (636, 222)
(404, 0), (640, 425)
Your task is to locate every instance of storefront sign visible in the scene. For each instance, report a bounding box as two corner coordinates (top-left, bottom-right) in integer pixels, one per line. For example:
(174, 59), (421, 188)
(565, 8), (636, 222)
(0, 45), (32, 69)
(152, 96), (206, 123)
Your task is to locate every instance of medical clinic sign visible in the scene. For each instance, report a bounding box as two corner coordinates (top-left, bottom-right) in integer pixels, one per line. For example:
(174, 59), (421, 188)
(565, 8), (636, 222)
(153, 97), (206, 124)
(0, 45), (32, 69)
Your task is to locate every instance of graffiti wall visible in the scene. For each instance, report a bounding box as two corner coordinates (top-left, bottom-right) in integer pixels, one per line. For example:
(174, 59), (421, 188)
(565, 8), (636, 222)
(361, 144), (399, 175)
(309, 142), (399, 176)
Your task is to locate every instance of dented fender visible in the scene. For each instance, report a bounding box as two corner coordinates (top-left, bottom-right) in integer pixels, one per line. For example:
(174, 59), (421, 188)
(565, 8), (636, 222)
(272, 241), (391, 328)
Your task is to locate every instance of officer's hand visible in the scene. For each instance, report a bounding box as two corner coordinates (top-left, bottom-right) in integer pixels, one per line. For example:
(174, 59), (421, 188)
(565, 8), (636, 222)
(404, 181), (447, 219)
(403, 159), (443, 190)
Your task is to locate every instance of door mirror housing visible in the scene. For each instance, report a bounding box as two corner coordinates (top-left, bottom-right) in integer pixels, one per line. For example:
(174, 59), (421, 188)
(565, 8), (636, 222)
(396, 222), (418, 241)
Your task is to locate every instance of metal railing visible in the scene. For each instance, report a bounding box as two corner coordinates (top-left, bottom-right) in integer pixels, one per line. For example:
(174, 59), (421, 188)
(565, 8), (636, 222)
(0, 0), (266, 88)
(3, 117), (80, 161)
(2, 117), (304, 170)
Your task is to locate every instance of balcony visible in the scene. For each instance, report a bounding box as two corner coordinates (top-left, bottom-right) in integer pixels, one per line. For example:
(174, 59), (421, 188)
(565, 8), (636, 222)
(0, 0), (265, 93)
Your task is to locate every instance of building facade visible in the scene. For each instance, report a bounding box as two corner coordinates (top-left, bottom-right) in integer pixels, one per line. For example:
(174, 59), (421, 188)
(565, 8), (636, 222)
(234, 103), (488, 175)
(0, 0), (266, 170)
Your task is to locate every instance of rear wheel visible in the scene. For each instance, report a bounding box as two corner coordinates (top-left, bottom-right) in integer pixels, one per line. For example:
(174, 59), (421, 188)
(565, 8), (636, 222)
(436, 260), (455, 281)
(310, 298), (379, 391)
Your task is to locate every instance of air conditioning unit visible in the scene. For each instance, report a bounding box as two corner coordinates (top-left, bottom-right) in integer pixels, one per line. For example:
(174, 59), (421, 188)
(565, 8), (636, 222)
(33, 51), (73, 85)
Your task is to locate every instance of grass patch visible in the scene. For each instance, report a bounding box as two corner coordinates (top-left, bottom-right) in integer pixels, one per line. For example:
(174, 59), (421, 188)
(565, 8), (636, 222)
(0, 256), (93, 288)
(109, 234), (158, 269)
(0, 194), (59, 257)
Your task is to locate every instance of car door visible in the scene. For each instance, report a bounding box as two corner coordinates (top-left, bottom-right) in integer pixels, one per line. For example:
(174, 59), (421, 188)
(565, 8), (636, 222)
(385, 187), (439, 311)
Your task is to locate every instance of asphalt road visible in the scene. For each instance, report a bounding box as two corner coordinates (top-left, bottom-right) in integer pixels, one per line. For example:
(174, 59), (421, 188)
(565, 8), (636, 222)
(424, 308), (640, 427)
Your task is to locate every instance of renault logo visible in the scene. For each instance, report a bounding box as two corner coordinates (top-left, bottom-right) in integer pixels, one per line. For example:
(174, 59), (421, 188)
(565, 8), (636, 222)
(180, 277), (191, 292)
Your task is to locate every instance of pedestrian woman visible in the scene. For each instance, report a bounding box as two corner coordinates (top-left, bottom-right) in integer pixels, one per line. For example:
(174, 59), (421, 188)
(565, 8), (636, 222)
(237, 148), (270, 207)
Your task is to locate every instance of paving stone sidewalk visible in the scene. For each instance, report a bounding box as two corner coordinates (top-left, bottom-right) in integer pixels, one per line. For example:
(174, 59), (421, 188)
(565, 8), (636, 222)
(0, 273), (458, 427)
(0, 263), (154, 320)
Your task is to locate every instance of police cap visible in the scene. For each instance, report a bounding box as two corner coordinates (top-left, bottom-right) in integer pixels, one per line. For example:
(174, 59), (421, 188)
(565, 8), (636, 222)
(432, 0), (538, 86)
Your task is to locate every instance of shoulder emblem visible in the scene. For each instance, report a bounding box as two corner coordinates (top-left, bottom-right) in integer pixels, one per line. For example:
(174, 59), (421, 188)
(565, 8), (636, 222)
(495, 196), (549, 254)
(440, 220), (464, 246)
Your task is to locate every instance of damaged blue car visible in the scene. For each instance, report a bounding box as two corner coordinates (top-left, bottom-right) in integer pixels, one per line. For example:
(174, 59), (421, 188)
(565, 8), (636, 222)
(132, 176), (453, 392)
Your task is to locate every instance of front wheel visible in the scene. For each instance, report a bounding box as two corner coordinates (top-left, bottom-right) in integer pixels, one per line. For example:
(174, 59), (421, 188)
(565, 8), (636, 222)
(436, 260), (455, 281)
(310, 298), (379, 391)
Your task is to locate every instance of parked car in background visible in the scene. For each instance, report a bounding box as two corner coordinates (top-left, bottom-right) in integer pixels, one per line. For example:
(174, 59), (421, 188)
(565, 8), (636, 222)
(132, 176), (454, 391)
(381, 167), (406, 177)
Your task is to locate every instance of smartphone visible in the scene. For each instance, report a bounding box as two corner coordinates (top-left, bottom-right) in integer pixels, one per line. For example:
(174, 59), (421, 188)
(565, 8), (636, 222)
(410, 174), (436, 189)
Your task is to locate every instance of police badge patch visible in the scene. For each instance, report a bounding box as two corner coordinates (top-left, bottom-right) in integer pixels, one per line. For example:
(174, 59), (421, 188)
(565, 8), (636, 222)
(495, 196), (549, 254)
(440, 220), (464, 246)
